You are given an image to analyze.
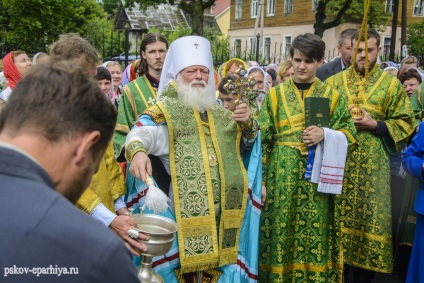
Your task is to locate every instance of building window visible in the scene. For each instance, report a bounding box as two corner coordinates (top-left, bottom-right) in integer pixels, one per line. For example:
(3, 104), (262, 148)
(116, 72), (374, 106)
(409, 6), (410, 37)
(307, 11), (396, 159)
(267, 0), (275, 15)
(236, 0), (243, 19)
(283, 35), (292, 59)
(383, 37), (391, 60)
(264, 37), (271, 61)
(285, 0), (293, 14)
(312, 0), (319, 12)
(251, 0), (258, 18)
(385, 0), (394, 13)
(414, 0), (424, 15)
(234, 39), (242, 57)
(249, 37), (254, 53)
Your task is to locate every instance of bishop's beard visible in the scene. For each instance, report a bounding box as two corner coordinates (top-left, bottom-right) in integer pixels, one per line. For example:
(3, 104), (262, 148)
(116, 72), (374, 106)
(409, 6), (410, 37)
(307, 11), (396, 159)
(175, 76), (217, 113)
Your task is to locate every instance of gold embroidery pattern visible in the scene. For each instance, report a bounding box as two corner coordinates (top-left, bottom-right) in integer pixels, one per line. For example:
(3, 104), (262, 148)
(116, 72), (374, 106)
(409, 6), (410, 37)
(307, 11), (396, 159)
(157, 85), (247, 273)
(125, 141), (146, 162)
(142, 104), (165, 124)
(258, 80), (355, 283)
(328, 66), (414, 273)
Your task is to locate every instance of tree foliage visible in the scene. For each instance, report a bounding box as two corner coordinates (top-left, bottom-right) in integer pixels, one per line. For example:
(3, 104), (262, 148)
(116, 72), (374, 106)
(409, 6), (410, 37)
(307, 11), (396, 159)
(314, 0), (390, 37)
(406, 20), (424, 58)
(124, 0), (216, 35)
(148, 25), (229, 66)
(0, 0), (121, 57)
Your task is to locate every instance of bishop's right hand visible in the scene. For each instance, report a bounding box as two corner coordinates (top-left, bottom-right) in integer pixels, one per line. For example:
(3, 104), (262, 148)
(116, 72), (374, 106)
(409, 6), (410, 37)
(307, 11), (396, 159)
(129, 151), (152, 182)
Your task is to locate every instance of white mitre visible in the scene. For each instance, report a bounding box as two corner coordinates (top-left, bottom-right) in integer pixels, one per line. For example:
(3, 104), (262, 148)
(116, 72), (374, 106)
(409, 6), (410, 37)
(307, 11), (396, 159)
(157, 35), (215, 100)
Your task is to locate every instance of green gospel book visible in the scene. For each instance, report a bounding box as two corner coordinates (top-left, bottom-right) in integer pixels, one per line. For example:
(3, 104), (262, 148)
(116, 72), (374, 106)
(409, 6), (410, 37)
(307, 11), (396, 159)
(304, 97), (329, 127)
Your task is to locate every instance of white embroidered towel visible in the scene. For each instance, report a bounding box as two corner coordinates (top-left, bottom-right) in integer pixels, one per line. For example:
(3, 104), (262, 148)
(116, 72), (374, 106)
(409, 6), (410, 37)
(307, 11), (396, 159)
(311, 127), (348, 194)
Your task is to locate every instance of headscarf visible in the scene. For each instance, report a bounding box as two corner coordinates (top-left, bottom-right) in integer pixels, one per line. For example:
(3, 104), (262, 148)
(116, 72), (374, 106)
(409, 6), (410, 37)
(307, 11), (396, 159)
(221, 58), (247, 78)
(121, 59), (140, 86)
(245, 66), (267, 102)
(3, 52), (22, 90)
(32, 52), (48, 64)
(246, 61), (260, 68)
(158, 36), (215, 100)
(101, 61), (111, 68)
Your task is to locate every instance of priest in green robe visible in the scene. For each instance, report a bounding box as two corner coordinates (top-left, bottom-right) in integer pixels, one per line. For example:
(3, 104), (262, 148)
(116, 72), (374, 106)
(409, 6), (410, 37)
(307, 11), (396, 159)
(113, 32), (168, 161)
(326, 28), (415, 281)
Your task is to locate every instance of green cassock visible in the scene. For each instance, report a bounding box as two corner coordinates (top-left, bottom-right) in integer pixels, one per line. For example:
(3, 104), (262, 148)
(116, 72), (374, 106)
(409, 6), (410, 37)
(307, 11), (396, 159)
(258, 79), (356, 283)
(326, 65), (415, 273)
(113, 76), (157, 159)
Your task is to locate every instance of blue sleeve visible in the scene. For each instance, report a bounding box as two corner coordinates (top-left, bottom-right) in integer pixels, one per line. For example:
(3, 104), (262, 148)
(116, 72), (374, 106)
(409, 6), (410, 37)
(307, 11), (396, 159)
(402, 122), (424, 182)
(131, 114), (166, 130)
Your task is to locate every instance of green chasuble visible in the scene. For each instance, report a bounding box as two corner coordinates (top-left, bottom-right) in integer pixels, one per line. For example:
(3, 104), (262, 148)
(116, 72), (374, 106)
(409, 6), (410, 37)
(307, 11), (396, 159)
(326, 65), (415, 273)
(410, 83), (424, 125)
(258, 79), (356, 283)
(113, 76), (157, 159)
(155, 83), (249, 273)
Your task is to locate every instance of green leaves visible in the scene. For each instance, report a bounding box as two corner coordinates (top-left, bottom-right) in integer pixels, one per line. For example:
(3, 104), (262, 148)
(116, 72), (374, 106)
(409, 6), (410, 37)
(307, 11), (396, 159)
(407, 21), (424, 57)
(1, 0), (107, 54)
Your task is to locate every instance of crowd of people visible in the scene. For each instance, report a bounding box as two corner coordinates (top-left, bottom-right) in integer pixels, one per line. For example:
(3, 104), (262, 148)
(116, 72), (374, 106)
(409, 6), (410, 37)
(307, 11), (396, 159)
(0, 27), (423, 283)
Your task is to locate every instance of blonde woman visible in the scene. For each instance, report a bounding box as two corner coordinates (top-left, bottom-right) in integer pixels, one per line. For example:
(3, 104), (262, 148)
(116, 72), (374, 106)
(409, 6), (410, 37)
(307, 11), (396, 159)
(278, 59), (294, 82)
(103, 61), (123, 106)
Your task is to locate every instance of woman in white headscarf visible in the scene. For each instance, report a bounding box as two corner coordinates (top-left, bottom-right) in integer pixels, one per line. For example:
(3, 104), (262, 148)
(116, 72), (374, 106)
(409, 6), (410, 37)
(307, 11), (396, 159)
(245, 66), (267, 108)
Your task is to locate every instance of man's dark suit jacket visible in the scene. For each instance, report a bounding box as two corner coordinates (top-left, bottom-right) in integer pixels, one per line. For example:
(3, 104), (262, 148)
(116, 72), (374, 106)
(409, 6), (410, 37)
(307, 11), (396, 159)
(316, 57), (343, 82)
(0, 146), (139, 283)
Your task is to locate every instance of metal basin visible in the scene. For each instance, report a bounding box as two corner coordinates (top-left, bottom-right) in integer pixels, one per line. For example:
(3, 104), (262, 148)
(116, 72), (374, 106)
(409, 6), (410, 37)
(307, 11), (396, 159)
(131, 214), (178, 257)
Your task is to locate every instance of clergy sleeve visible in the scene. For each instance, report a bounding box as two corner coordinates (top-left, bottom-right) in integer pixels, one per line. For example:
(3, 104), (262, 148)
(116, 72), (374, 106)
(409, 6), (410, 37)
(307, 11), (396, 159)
(113, 86), (136, 161)
(76, 188), (101, 214)
(125, 124), (170, 161)
(104, 142), (126, 200)
(258, 89), (277, 185)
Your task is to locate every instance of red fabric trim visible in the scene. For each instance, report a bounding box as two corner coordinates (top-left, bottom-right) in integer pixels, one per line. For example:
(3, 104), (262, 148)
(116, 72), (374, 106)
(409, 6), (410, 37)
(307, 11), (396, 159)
(319, 178), (343, 184)
(322, 164), (345, 169)
(248, 188), (262, 210)
(320, 172), (344, 177)
(152, 252), (179, 268)
(118, 161), (127, 178)
(126, 188), (149, 208)
(237, 259), (258, 280)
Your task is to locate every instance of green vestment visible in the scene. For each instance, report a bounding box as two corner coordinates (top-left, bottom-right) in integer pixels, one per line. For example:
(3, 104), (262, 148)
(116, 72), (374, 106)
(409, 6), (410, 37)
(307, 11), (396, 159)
(258, 79), (356, 283)
(410, 83), (424, 125)
(326, 65), (415, 273)
(153, 82), (249, 273)
(113, 76), (157, 159)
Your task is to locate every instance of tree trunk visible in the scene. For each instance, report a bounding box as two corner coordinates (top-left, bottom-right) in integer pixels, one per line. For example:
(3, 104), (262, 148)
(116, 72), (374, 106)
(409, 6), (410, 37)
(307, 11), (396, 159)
(314, 1), (327, 38)
(191, 0), (204, 35)
(313, 0), (353, 38)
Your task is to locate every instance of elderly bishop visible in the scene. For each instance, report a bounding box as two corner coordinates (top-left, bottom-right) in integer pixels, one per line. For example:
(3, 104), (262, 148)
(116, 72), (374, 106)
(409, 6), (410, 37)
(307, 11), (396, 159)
(125, 36), (263, 282)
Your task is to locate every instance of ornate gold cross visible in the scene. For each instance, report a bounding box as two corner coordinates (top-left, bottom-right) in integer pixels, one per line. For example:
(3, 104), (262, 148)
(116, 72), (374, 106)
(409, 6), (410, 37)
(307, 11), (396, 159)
(222, 66), (260, 105)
